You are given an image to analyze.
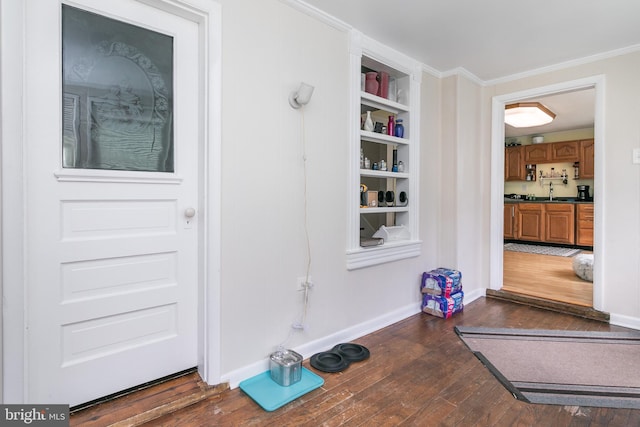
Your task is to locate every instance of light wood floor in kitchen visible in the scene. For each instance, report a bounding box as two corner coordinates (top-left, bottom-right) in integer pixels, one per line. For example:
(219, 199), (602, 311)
(502, 249), (593, 307)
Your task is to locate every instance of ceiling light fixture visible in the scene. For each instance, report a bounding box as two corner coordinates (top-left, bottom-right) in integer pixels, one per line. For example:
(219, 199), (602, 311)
(504, 102), (556, 128)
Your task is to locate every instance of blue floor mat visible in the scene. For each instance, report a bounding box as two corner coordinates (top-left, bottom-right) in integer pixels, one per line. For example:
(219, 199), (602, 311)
(239, 367), (324, 412)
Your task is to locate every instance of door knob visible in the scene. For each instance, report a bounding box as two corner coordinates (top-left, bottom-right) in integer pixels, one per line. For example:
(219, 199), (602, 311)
(184, 207), (196, 218)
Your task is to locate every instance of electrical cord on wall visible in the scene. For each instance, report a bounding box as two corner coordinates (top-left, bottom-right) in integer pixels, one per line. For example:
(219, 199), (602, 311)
(299, 107), (312, 325)
(277, 107), (313, 351)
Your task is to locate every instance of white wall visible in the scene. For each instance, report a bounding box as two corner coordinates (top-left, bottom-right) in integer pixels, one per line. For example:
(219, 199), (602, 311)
(437, 74), (489, 292)
(217, 0), (442, 380)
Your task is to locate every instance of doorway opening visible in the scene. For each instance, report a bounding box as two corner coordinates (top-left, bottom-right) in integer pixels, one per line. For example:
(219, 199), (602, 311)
(489, 76), (605, 316)
(503, 89), (595, 308)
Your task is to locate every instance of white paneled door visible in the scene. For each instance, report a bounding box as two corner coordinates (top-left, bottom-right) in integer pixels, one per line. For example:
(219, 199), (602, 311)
(25, 0), (201, 406)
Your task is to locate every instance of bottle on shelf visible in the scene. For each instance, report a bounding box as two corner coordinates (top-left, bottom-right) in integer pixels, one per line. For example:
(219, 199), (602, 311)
(394, 119), (404, 138)
(392, 148), (398, 172)
(387, 115), (394, 136)
(525, 164), (536, 181)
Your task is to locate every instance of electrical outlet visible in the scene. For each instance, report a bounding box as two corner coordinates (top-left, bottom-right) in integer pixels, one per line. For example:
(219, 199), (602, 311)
(633, 148), (640, 164)
(296, 276), (313, 290)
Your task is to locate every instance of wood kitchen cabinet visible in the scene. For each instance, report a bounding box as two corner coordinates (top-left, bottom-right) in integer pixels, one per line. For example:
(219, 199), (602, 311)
(551, 140), (579, 162)
(576, 203), (594, 246)
(517, 203), (544, 242)
(505, 146), (525, 181)
(523, 140), (583, 164)
(544, 203), (575, 244)
(507, 139), (589, 181)
(579, 139), (595, 179)
(524, 144), (551, 163)
(504, 203), (517, 239)
(506, 202), (588, 246)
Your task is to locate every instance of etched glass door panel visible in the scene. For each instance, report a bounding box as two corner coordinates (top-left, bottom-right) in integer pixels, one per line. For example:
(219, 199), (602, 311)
(62, 5), (174, 172)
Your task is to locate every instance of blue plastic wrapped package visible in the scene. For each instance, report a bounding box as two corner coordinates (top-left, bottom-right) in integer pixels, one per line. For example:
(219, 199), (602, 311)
(421, 290), (464, 319)
(421, 268), (462, 297)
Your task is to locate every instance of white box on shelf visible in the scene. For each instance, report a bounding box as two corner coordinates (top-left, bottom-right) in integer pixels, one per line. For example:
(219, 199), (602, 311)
(372, 225), (410, 242)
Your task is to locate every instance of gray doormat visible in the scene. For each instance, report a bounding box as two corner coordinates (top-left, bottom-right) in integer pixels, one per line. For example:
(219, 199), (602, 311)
(455, 326), (640, 409)
(504, 242), (581, 257)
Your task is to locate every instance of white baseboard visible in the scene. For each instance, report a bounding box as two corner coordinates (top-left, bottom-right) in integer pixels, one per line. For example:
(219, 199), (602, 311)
(221, 302), (421, 389)
(609, 312), (640, 331)
(222, 288), (485, 389)
(463, 287), (485, 305)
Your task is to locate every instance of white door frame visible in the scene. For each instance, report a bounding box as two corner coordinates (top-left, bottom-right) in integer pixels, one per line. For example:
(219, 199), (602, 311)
(489, 75), (606, 312)
(0, 0), (222, 403)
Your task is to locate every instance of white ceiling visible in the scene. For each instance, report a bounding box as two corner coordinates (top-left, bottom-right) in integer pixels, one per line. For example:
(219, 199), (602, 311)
(302, 0), (640, 82)
(301, 0), (632, 137)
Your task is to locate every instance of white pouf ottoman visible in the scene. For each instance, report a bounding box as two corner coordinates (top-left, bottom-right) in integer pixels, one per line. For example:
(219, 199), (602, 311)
(573, 254), (593, 282)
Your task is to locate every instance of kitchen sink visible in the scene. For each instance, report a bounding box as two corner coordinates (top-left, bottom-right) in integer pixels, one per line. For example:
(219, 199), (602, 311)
(545, 198), (576, 202)
(504, 196), (578, 202)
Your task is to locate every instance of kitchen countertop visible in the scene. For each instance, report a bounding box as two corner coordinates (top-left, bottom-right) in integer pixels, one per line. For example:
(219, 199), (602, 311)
(504, 197), (593, 204)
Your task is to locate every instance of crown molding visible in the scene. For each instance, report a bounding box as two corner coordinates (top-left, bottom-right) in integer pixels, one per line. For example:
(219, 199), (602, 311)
(280, 0), (352, 32)
(484, 43), (640, 86)
(440, 66), (485, 86)
(421, 63), (442, 79)
(282, 0), (640, 87)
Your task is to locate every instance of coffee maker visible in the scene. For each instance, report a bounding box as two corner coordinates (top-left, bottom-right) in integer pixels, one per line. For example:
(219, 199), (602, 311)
(577, 185), (590, 201)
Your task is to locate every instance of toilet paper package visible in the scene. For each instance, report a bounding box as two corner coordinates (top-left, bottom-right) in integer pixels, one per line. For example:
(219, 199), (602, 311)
(421, 291), (464, 319)
(421, 268), (462, 297)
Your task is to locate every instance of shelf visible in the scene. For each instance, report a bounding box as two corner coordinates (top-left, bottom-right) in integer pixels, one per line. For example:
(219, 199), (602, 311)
(360, 91), (409, 114)
(360, 169), (409, 179)
(346, 239), (422, 270)
(360, 130), (409, 146)
(348, 33), (421, 270)
(360, 206), (409, 214)
(539, 176), (569, 184)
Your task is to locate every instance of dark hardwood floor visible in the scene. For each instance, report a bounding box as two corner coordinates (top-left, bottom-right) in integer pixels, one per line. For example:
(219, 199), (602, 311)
(71, 297), (640, 426)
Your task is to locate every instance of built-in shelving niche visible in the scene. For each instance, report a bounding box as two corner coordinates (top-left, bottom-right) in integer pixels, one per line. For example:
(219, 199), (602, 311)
(347, 32), (422, 270)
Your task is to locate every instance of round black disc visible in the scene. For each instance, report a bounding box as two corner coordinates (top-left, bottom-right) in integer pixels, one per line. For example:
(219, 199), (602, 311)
(331, 343), (370, 363)
(310, 351), (349, 373)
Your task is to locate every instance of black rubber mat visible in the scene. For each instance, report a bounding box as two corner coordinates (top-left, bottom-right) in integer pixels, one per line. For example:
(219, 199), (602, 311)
(331, 343), (370, 362)
(310, 351), (349, 373)
(310, 343), (370, 373)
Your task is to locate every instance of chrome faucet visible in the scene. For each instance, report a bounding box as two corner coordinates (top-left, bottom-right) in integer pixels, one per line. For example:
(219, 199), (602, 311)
(549, 181), (554, 201)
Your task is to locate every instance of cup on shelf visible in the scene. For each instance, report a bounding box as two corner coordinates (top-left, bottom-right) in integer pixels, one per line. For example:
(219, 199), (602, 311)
(365, 72), (378, 95)
(377, 72), (389, 98)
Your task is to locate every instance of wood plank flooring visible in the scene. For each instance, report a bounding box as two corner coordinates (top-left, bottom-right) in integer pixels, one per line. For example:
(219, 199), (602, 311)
(502, 249), (593, 307)
(70, 297), (640, 427)
(70, 371), (227, 426)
